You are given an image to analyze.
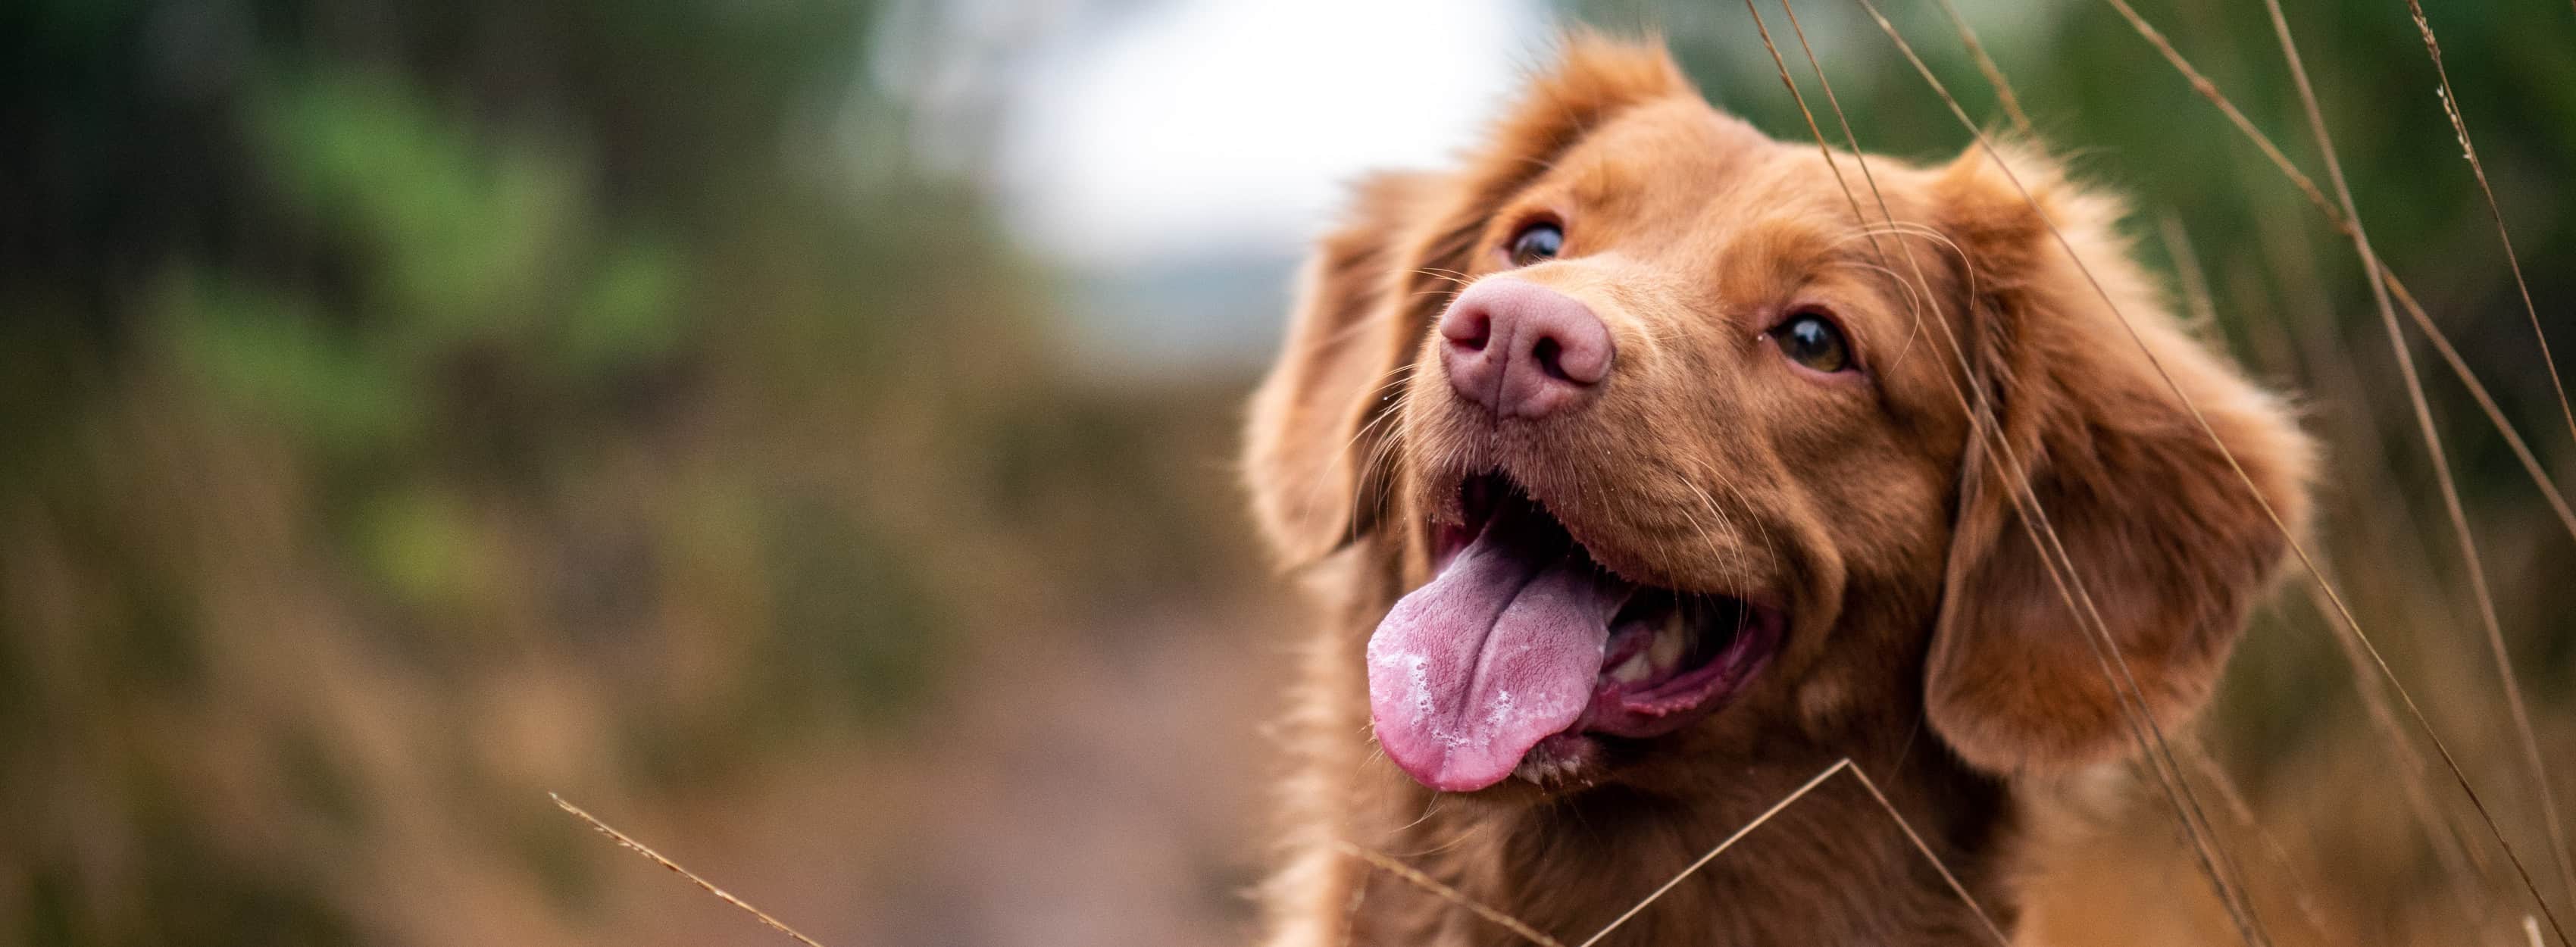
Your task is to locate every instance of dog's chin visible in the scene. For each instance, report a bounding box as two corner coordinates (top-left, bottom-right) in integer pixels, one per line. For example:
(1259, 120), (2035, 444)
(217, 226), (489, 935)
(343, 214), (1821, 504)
(1392, 471), (1787, 795)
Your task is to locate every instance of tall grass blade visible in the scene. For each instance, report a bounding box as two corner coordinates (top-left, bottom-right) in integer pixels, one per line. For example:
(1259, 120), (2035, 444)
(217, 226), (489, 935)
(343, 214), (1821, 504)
(1335, 841), (1568, 947)
(1780, 5), (2272, 940)
(2251, 0), (2570, 937)
(2093, 0), (2576, 552)
(2395, 0), (2576, 917)
(551, 793), (830, 947)
(1928, 0), (2034, 136)
(1855, 1), (2568, 942)
(1574, 758), (2012, 947)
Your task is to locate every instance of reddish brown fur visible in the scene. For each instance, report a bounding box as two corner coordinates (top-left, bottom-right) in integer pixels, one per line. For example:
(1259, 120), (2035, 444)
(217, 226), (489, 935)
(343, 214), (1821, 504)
(1242, 36), (2312, 947)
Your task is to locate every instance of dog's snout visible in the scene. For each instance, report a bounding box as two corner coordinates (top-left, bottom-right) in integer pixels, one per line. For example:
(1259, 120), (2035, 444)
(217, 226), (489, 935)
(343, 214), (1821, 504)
(1438, 279), (1612, 419)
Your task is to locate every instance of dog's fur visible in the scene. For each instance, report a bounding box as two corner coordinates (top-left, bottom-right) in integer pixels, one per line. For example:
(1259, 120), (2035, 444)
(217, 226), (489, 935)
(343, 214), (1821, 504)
(1240, 36), (2313, 947)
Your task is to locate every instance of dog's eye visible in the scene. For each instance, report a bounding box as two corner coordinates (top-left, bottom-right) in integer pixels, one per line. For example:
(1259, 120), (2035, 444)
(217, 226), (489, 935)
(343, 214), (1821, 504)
(1506, 222), (1563, 267)
(1771, 311), (1853, 373)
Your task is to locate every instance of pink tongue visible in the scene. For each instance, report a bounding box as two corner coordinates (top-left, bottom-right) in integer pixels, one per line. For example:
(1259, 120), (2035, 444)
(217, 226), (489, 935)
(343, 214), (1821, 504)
(1365, 505), (1633, 792)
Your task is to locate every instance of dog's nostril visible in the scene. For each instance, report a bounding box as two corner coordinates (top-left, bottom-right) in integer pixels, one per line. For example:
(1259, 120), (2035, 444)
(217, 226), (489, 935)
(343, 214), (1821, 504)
(1530, 337), (1568, 382)
(1447, 314), (1492, 352)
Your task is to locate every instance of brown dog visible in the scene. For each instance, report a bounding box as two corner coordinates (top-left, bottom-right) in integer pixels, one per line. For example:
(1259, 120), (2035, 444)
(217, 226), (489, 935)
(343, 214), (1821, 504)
(1240, 36), (2313, 947)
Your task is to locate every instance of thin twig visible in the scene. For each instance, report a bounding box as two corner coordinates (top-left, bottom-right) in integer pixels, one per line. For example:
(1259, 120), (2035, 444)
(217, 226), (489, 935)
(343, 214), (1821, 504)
(551, 793), (829, 947)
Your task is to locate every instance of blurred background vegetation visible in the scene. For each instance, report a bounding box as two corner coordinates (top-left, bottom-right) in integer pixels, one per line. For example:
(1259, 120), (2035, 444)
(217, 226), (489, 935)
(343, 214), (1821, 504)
(2, 0), (2570, 945)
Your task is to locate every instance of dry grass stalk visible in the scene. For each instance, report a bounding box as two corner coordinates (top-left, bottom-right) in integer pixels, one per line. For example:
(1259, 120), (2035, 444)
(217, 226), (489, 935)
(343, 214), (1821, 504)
(1578, 757), (2010, 946)
(2396, 0), (2576, 917)
(1340, 758), (2010, 947)
(2398, 0), (2576, 460)
(1333, 841), (1567, 947)
(2099, 0), (2576, 555)
(2298, 574), (2500, 930)
(1834, 758), (2015, 947)
(2139, 24), (2576, 921)
(1755, 3), (2269, 939)
(2177, 736), (2340, 944)
(550, 793), (829, 947)
(2249, 1), (2567, 939)
(2156, 215), (2219, 333)
(1928, 0), (2034, 136)
(1571, 758), (1854, 947)
(1877, 0), (2571, 939)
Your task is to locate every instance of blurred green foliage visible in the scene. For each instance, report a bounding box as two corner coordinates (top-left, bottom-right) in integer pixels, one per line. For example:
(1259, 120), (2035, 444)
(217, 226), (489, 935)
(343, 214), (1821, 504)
(0, 0), (1146, 942)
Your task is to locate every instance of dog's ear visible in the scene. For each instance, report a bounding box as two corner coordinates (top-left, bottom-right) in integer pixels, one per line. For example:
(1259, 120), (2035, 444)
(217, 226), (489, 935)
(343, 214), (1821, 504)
(1921, 147), (2315, 775)
(1243, 172), (1444, 564)
(1242, 36), (1691, 564)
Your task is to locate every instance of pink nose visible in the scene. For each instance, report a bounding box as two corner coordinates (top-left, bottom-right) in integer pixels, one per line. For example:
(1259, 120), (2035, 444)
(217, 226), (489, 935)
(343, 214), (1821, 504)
(1438, 278), (1613, 419)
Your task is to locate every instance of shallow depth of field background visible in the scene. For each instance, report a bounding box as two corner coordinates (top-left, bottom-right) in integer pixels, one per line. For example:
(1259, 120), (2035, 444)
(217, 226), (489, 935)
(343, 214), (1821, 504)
(5, 0), (2574, 944)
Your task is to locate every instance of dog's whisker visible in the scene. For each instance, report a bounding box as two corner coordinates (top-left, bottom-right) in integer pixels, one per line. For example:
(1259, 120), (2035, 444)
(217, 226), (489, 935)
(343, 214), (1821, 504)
(1398, 790), (1446, 834)
(1411, 267), (1475, 290)
(1827, 259), (1930, 373)
(1743, 1), (1954, 390)
(1398, 821), (1499, 858)
(1285, 370), (1411, 554)
(1675, 454), (1777, 598)
(1300, 290), (1407, 356)
(1710, 476), (1781, 585)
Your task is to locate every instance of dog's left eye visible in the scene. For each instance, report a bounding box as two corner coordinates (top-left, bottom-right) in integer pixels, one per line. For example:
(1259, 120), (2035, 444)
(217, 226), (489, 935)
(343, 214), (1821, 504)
(1506, 222), (1563, 267)
(1771, 311), (1853, 373)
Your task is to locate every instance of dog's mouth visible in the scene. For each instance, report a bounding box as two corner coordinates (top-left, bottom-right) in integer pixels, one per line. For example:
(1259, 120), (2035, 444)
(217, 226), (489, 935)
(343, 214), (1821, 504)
(1365, 474), (1785, 792)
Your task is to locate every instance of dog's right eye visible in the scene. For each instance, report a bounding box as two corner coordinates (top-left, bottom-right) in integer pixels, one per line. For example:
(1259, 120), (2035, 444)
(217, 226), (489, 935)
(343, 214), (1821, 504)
(1506, 222), (1563, 267)
(1770, 311), (1855, 374)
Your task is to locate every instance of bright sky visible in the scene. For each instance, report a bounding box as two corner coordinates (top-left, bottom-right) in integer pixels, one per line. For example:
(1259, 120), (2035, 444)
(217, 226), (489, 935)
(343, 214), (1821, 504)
(996, 0), (1548, 269)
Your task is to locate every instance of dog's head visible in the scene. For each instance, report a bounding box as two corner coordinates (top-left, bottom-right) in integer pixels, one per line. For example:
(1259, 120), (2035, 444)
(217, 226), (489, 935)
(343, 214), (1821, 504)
(1245, 37), (2311, 794)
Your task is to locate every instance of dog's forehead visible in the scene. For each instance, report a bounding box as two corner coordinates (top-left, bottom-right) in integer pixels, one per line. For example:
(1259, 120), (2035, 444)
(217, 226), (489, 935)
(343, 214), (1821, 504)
(1557, 99), (1770, 201)
(1555, 100), (1932, 238)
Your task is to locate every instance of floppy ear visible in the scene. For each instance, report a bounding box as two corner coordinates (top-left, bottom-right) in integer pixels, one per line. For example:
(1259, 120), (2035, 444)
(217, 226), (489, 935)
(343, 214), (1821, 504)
(1243, 172), (1446, 564)
(1922, 148), (2315, 776)
(1241, 35), (1693, 564)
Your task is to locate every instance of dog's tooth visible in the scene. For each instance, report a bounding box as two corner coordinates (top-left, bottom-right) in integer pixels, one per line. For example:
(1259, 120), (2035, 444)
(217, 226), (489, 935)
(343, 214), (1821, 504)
(1648, 610), (1689, 670)
(1609, 649), (1655, 683)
